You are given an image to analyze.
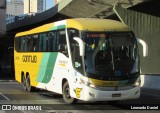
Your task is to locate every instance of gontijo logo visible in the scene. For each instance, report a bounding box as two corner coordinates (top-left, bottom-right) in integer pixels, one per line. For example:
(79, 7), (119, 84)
(22, 55), (37, 63)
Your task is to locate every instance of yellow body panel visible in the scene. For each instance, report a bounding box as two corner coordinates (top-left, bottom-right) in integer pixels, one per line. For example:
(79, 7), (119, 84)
(14, 51), (43, 86)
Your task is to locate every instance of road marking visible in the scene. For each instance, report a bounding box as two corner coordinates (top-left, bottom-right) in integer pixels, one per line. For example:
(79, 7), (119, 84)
(142, 92), (160, 97)
(0, 93), (10, 100)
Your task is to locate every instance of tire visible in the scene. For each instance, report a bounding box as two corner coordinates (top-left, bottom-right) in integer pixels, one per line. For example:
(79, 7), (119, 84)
(26, 75), (35, 92)
(22, 75), (27, 91)
(62, 81), (78, 104)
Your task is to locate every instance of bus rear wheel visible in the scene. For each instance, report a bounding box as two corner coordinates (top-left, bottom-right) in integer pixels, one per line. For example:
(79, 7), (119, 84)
(22, 75), (27, 91)
(26, 75), (35, 92)
(62, 81), (78, 104)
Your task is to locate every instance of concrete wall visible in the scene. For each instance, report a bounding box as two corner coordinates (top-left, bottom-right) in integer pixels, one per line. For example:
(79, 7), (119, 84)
(141, 75), (160, 90)
(0, 0), (6, 35)
(115, 5), (160, 74)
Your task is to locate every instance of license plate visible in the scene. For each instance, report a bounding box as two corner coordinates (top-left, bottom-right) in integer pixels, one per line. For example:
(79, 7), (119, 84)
(112, 93), (121, 98)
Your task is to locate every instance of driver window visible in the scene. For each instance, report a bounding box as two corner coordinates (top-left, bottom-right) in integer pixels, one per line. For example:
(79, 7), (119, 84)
(68, 29), (79, 51)
(68, 29), (83, 73)
(71, 40), (83, 74)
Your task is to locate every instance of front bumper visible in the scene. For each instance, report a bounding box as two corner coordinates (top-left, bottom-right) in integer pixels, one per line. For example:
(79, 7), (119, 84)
(80, 85), (140, 101)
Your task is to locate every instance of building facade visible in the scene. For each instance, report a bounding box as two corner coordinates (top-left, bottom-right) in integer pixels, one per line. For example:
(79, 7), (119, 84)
(24, 0), (45, 14)
(6, 0), (24, 19)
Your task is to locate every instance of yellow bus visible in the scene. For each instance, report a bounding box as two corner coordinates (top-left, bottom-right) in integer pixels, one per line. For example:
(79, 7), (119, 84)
(14, 18), (140, 104)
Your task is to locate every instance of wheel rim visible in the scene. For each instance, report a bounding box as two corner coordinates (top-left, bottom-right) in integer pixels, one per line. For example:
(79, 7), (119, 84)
(22, 76), (26, 90)
(23, 76), (26, 86)
(26, 76), (31, 90)
(64, 86), (71, 99)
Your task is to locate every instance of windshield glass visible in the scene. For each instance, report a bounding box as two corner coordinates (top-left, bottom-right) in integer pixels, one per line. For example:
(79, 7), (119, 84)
(82, 32), (139, 80)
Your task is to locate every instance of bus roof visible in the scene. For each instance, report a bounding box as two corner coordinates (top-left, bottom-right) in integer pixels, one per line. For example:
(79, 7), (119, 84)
(67, 18), (129, 31)
(16, 18), (130, 37)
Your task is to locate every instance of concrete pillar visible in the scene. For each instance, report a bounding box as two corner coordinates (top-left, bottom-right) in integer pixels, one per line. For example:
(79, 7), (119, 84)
(0, 0), (6, 35)
(54, 0), (61, 5)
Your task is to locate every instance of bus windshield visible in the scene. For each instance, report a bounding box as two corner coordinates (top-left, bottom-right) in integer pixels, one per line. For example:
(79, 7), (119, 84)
(82, 32), (139, 80)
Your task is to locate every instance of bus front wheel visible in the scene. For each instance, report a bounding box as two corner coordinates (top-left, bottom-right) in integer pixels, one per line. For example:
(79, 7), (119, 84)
(62, 81), (78, 104)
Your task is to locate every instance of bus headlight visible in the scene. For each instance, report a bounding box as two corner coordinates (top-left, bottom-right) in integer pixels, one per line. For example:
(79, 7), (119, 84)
(134, 77), (141, 86)
(89, 83), (96, 88)
(80, 78), (96, 88)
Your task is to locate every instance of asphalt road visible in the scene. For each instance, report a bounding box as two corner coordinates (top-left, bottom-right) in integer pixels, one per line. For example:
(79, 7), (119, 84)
(0, 80), (160, 113)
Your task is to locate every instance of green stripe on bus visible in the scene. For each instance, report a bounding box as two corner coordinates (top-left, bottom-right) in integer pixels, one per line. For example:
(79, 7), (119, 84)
(42, 53), (58, 83)
(50, 25), (66, 31)
(36, 53), (58, 83)
(36, 53), (50, 82)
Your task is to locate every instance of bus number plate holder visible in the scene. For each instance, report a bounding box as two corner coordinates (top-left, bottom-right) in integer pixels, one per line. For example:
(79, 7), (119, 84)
(112, 93), (121, 98)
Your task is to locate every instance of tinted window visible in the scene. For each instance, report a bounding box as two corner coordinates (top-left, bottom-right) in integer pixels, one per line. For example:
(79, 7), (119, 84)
(32, 34), (39, 52)
(26, 36), (32, 51)
(15, 30), (68, 54)
(57, 30), (68, 56)
(39, 33), (47, 52)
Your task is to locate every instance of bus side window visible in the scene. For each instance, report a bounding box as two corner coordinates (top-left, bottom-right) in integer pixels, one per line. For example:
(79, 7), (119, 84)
(57, 30), (68, 57)
(48, 32), (55, 52)
(32, 34), (39, 52)
(20, 37), (26, 52)
(15, 38), (20, 52)
(39, 33), (47, 52)
(39, 33), (43, 52)
(26, 36), (31, 52)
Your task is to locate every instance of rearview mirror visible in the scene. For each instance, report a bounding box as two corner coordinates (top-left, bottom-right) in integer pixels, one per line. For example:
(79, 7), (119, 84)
(73, 37), (85, 56)
(137, 38), (148, 57)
